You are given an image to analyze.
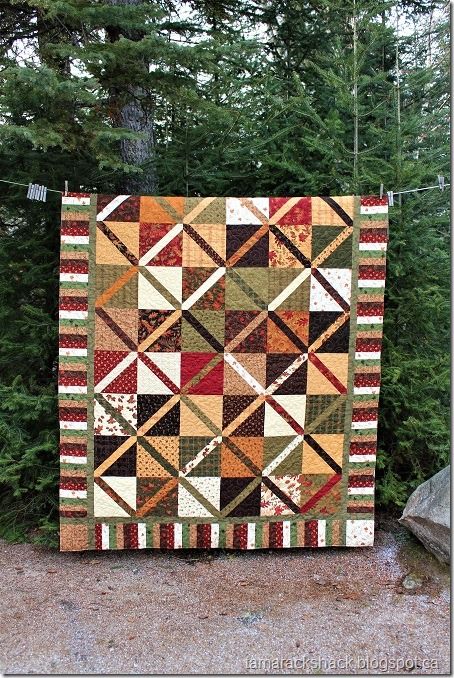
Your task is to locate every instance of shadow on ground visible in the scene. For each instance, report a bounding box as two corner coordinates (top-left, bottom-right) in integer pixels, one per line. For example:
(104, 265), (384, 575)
(0, 518), (450, 674)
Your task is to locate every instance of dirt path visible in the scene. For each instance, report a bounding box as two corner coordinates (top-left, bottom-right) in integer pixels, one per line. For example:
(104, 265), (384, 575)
(0, 519), (449, 675)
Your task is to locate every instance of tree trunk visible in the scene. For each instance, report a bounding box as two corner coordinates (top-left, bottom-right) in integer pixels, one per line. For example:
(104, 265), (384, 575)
(106, 0), (157, 195)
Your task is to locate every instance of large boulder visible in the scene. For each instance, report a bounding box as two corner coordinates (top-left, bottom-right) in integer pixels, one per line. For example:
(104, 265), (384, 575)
(399, 466), (450, 564)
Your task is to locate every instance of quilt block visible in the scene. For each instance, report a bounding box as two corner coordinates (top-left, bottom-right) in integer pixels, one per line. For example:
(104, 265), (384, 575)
(59, 195), (388, 551)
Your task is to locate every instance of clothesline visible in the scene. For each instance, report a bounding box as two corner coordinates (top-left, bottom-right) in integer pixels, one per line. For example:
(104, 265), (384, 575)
(0, 177), (449, 205)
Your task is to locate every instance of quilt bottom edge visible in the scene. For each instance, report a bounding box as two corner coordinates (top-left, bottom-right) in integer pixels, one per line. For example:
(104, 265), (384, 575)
(60, 518), (374, 551)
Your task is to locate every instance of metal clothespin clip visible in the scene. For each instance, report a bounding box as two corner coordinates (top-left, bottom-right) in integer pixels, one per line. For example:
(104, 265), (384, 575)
(387, 190), (394, 207)
(64, 180), (68, 196)
(26, 183), (47, 202)
(379, 183), (383, 199)
(438, 175), (445, 191)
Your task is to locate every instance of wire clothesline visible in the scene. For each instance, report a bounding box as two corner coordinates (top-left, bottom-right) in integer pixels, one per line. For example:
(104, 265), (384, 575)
(0, 177), (450, 204)
(0, 178), (62, 194)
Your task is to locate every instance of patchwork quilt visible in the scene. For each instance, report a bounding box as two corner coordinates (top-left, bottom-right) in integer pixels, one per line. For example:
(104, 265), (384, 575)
(58, 195), (388, 551)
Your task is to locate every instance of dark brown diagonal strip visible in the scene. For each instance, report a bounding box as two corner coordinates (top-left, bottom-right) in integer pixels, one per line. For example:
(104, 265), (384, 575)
(95, 308), (137, 351)
(97, 221), (139, 265)
(262, 476), (300, 514)
(268, 311), (307, 352)
(304, 434), (342, 474)
(183, 224), (224, 267)
(311, 268), (350, 312)
(269, 225), (312, 268)
(321, 197), (354, 228)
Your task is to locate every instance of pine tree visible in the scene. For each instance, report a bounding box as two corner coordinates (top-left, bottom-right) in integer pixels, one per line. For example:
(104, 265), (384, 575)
(0, 0), (241, 541)
(0, 0), (449, 541)
(377, 5), (450, 507)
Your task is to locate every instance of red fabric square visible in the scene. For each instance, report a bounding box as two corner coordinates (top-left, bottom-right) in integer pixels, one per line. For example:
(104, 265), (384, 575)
(181, 352), (224, 395)
(139, 223), (182, 266)
(269, 197), (312, 224)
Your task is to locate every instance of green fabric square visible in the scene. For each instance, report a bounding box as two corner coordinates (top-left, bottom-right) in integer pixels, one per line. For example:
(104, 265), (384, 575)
(264, 436), (303, 475)
(181, 311), (225, 352)
(311, 226), (352, 267)
(180, 437), (221, 476)
(95, 264), (138, 308)
(225, 268), (268, 310)
(184, 197), (226, 224)
(268, 269), (310, 310)
(305, 395), (347, 433)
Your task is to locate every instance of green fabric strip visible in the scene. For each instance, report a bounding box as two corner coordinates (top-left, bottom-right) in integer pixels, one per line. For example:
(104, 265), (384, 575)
(340, 196), (361, 517)
(86, 194), (98, 528)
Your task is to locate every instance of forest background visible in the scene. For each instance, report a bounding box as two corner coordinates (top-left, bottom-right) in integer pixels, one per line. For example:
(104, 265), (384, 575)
(0, 0), (449, 544)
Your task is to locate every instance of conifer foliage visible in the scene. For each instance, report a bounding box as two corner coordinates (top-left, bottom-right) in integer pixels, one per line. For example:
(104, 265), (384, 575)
(0, 0), (449, 543)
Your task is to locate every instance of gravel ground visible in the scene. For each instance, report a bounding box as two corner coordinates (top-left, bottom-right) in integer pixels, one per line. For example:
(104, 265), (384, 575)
(0, 518), (450, 675)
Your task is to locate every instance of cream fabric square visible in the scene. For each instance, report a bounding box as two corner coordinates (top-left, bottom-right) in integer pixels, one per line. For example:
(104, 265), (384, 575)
(178, 477), (221, 517)
(264, 395), (306, 436)
(310, 268), (351, 311)
(226, 197), (269, 224)
(137, 353), (181, 394)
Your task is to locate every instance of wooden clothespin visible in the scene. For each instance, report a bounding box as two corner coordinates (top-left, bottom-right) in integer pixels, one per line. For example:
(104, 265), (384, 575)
(64, 180), (68, 196)
(387, 190), (394, 207)
(379, 183), (384, 199)
(438, 175), (445, 191)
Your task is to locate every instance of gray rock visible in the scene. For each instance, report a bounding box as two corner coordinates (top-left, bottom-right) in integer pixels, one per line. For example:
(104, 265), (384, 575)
(402, 573), (423, 590)
(399, 466), (450, 564)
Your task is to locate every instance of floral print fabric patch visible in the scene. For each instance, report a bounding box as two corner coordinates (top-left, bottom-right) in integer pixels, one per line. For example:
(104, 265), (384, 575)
(59, 195), (388, 551)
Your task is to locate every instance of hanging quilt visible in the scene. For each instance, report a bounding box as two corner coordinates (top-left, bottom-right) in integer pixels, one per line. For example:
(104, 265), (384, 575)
(58, 194), (388, 551)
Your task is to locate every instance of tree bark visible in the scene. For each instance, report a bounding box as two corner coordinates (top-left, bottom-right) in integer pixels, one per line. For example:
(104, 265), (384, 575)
(106, 0), (157, 195)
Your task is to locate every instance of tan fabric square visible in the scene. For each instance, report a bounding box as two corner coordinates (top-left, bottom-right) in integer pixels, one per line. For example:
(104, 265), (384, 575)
(223, 353), (266, 395)
(302, 434), (344, 473)
(182, 225), (226, 267)
(137, 437), (179, 477)
(307, 353), (349, 394)
(269, 224), (311, 268)
(180, 396), (223, 436)
(96, 222), (139, 264)
(95, 308), (137, 350)
(60, 524), (88, 551)
(311, 197), (355, 226)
